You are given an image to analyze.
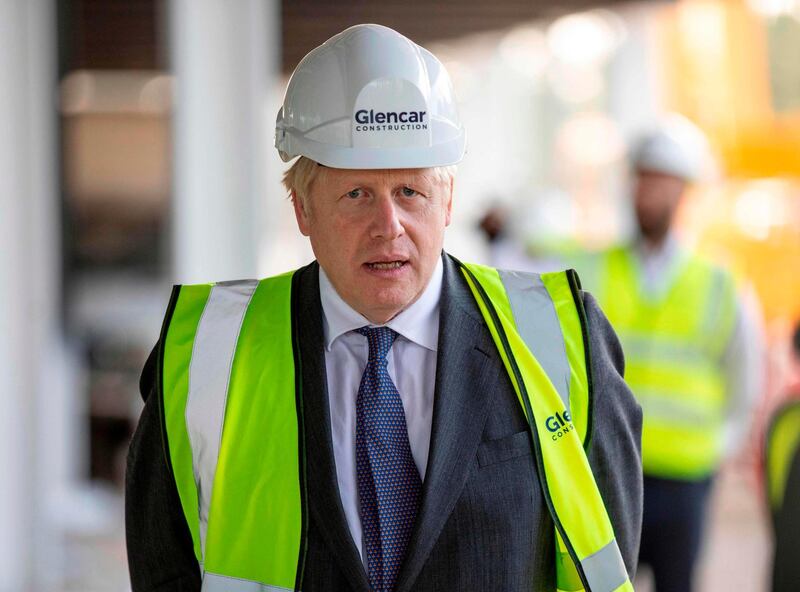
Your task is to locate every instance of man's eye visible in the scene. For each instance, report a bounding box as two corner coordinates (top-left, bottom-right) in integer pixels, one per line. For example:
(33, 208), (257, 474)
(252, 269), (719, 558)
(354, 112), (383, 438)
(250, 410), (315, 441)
(346, 189), (362, 199)
(401, 187), (418, 197)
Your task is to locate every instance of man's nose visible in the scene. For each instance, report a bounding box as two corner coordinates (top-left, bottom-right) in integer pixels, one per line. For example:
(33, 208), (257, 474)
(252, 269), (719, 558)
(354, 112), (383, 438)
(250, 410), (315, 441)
(370, 194), (404, 240)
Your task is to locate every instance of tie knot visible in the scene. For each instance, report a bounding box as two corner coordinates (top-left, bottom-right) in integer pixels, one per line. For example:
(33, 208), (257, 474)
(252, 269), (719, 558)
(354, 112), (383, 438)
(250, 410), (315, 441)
(356, 326), (398, 362)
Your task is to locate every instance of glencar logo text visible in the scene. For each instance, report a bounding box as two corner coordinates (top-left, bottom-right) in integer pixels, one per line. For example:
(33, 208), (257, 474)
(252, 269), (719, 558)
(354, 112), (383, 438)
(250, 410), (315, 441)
(545, 410), (573, 441)
(354, 109), (428, 131)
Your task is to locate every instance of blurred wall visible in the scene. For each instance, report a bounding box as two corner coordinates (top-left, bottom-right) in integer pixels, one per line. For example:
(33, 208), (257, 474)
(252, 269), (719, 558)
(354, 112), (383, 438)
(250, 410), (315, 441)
(0, 1), (68, 590)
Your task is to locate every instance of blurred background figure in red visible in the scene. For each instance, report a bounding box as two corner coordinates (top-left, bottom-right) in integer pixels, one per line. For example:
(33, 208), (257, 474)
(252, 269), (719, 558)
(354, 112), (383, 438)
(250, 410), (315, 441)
(764, 323), (800, 592)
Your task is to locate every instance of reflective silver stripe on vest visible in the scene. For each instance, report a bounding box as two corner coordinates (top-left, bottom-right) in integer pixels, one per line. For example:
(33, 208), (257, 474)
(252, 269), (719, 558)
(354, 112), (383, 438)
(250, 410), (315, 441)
(497, 270), (571, 411)
(186, 280), (259, 555)
(202, 571), (293, 592)
(617, 332), (722, 368)
(580, 538), (628, 592)
(700, 268), (733, 356)
(634, 389), (719, 426)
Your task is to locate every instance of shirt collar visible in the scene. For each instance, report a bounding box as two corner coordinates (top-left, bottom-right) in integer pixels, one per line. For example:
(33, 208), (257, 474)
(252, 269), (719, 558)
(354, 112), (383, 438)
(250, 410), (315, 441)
(319, 257), (442, 353)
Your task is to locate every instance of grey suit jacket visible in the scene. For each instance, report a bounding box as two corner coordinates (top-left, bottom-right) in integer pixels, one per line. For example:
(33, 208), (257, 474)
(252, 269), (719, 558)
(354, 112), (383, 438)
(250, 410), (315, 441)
(126, 253), (642, 591)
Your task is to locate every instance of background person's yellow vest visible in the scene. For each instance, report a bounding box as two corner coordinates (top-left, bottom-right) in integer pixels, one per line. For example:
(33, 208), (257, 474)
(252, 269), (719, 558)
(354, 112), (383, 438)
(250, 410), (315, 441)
(592, 246), (737, 480)
(159, 262), (633, 592)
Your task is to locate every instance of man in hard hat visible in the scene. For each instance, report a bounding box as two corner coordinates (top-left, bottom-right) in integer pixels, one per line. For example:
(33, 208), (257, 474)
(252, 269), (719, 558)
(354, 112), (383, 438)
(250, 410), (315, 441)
(586, 121), (763, 592)
(126, 25), (642, 592)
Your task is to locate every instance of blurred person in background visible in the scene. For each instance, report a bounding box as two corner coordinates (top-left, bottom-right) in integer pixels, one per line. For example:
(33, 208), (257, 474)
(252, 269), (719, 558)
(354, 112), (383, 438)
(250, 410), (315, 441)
(481, 117), (764, 592)
(764, 323), (800, 592)
(594, 119), (763, 592)
(126, 24), (642, 592)
(479, 201), (565, 273)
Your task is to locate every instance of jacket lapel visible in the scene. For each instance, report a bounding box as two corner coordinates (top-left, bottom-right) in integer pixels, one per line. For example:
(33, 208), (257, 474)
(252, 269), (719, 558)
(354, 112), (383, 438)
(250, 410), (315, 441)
(293, 263), (371, 592)
(395, 254), (505, 592)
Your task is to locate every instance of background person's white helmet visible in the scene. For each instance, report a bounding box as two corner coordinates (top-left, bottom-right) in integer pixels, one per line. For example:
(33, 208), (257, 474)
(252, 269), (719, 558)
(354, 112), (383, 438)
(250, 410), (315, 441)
(630, 114), (712, 182)
(275, 24), (466, 169)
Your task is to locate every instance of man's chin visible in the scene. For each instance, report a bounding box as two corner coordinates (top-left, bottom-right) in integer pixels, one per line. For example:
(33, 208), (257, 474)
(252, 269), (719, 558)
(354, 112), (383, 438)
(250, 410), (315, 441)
(356, 287), (417, 324)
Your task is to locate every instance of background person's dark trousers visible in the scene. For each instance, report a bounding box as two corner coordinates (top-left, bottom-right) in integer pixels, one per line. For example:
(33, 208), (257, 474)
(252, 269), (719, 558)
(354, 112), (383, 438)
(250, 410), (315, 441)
(638, 474), (713, 592)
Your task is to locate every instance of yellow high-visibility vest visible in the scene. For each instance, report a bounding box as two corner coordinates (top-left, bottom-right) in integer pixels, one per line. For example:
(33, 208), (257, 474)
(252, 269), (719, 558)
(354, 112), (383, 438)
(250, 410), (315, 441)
(593, 246), (737, 480)
(158, 261), (633, 591)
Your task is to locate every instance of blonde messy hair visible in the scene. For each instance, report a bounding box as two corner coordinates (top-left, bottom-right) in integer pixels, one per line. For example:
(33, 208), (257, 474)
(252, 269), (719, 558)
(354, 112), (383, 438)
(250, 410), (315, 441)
(282, 156), (457, 206)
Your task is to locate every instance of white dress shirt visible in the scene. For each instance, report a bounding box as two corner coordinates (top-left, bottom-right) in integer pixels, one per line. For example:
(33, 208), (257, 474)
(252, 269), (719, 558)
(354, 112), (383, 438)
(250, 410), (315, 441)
(318, 258), (442, 562)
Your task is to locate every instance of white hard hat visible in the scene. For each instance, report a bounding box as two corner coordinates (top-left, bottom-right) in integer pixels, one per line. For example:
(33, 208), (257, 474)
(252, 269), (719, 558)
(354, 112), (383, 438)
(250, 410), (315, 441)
(275, 24), (466, 169)
(630, 114), (711, 182)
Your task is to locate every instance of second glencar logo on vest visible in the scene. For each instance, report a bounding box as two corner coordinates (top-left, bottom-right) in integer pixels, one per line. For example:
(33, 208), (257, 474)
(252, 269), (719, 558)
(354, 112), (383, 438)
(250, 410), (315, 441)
(545, 410), (574, 441)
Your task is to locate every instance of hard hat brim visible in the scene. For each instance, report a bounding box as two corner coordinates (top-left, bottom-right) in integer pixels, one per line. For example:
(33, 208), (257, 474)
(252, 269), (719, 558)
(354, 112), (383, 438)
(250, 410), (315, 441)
(277, 131), (466, 170)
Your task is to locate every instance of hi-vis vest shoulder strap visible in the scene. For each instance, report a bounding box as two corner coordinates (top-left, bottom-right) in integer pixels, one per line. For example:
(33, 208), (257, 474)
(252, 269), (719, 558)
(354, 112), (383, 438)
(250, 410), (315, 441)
(460, 262), (631, 592)
(158, 262), (632, 592)
(161, 273), (304, 592)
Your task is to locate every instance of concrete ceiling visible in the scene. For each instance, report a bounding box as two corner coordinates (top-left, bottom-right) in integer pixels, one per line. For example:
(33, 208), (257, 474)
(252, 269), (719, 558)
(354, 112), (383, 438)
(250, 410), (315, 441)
(60, 0), (661, 74)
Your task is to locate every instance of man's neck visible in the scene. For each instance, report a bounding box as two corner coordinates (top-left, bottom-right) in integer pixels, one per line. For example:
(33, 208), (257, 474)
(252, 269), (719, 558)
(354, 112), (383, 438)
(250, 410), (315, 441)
(318, 258), (443, 352)
(640, 233), (666, 252)
(637, 228), (676, 255)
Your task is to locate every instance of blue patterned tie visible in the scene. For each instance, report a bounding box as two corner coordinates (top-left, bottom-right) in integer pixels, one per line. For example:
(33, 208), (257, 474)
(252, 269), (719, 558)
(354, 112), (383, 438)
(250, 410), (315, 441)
(355, 326), (421, 592)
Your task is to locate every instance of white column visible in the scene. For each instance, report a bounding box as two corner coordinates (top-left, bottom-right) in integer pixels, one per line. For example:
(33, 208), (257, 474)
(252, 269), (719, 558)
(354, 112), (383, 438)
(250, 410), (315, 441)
(169, 0), (279, 284)
(0, 1), (60, 590)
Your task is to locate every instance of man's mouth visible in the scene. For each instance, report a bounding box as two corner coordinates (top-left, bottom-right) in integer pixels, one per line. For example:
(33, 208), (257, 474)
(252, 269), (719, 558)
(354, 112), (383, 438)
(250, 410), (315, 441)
(364, 258), (411, 278)
(366, 260), (406, 270)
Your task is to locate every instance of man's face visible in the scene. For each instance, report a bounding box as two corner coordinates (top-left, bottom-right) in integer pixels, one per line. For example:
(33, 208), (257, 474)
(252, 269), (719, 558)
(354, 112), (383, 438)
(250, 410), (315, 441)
(293, 166), (453, 324)
(633, 169), (686, 244)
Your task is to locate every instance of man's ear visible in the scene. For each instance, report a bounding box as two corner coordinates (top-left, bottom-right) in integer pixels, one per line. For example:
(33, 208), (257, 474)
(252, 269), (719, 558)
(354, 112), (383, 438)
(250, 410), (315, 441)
(292, 191), (311, 236)
(444, 176), (454, 227)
